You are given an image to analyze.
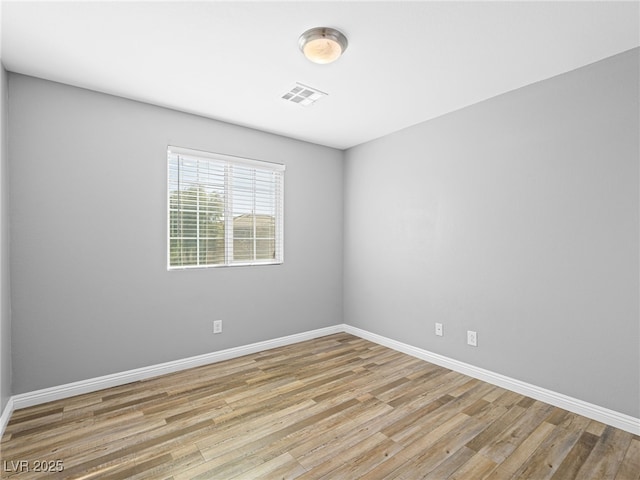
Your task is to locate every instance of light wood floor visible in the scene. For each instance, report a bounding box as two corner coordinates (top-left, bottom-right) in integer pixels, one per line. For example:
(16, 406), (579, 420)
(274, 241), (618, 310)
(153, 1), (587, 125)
(1, 333), (638, 479)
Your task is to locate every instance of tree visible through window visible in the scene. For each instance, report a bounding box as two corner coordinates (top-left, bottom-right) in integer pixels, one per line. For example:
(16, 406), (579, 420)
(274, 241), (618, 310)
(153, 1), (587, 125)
(168, 147), (284, 269)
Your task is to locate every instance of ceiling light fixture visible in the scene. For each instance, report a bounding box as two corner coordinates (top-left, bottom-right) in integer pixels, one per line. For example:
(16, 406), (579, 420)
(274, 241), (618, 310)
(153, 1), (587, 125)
(298, 27), (348, 64)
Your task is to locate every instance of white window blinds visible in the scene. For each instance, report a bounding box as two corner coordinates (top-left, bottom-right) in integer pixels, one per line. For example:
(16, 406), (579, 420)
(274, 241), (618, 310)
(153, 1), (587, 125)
(168, 146), (285, 269)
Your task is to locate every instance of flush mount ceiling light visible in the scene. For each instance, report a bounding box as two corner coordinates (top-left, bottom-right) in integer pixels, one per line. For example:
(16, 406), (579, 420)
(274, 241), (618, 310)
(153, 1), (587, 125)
(298, 27), (348, 64)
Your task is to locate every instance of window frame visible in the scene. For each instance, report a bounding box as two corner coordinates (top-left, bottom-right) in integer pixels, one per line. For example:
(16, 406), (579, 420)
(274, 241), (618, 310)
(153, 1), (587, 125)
(167, 146), (285, 270)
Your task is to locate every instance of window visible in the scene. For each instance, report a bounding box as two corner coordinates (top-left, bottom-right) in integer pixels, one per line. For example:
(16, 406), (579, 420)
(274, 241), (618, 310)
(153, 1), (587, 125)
(168, 146), (285, 269)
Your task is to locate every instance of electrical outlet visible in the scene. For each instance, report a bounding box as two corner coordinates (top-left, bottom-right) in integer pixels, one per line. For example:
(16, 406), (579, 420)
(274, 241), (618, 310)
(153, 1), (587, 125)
(213, 320), (223, 334)
(435, 323), (443, 337)
(467, 330), (477, 347)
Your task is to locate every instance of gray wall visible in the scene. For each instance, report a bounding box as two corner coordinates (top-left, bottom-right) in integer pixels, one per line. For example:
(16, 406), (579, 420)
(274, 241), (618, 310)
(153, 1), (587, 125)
(0, 63), (11, 411)
(344, 48), (639, 417)
(9, 74), (343, 394)
(6, 49), (639, 421)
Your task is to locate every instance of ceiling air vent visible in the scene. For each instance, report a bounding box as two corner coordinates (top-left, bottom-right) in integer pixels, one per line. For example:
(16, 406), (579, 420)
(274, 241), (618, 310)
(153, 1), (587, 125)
(281, 83), (328, 107)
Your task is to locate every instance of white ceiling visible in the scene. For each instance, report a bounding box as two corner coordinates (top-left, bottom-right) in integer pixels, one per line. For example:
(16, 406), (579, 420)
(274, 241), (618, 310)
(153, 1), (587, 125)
(1, 1), (638, 150)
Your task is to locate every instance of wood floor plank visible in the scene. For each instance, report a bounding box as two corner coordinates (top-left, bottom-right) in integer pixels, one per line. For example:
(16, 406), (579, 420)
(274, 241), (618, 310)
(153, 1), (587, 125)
(229, 452), (306, 480)
(314, 435), (403, 480)
(284, 398), (395, 465)
(409, 401), (510, 472)
(484, 420), (556, 480)
(615, 438), (640, 480)
(464, 405), (526, 453)
(421, 445), (476, 479)
(477, 400), (555, 463)
(575, 425), (634, 480)
(295, 431), (395, 479)
(447, 451), (497, 480)
(508, 415), (590, 480)
(1, 333), (634, 480)
(550, 430), (599, 480)
(389, 382), (496, 447)
(357, 452), (414, 480)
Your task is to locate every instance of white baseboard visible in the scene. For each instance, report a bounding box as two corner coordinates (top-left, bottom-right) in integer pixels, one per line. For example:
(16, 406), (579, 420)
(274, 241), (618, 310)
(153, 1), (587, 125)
(3, 325), (342, 427)
(1, 323), (638, 438)
(343, 324), (640, 436)
(0, 396), (14, 437)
